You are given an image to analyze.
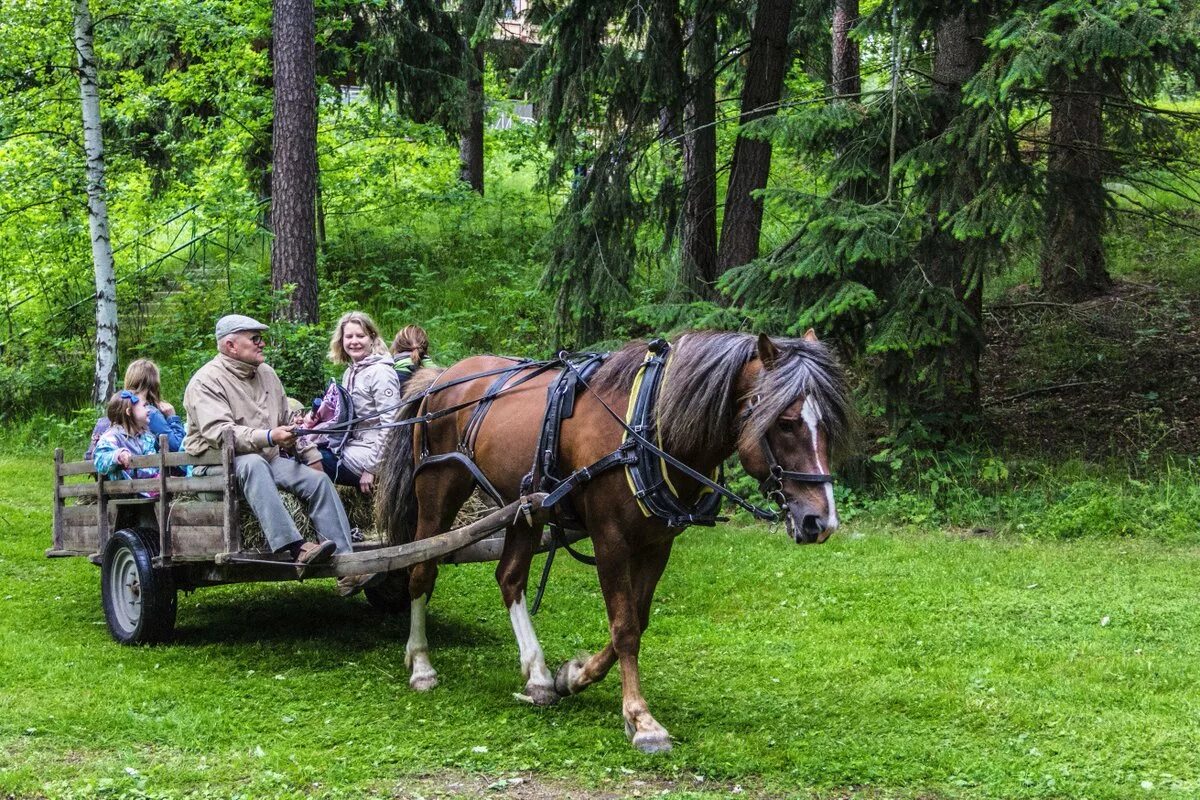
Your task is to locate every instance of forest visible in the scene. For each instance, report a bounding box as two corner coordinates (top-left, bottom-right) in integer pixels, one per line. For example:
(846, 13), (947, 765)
(2, 0), (1200, 534)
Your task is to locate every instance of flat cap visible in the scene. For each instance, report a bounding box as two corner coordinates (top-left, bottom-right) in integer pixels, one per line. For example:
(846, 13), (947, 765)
(215, 314), (269, 341)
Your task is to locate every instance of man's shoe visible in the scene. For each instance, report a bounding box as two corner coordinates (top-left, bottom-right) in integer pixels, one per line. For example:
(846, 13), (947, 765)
(296, 540), (336, 566)
(336, 573), (376, 597)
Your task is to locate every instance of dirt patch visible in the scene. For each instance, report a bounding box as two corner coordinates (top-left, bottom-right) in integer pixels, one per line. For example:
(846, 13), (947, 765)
(981, 279), (1200, 461)
(390, 772), (769, 799)
(388, 773), (939, 800)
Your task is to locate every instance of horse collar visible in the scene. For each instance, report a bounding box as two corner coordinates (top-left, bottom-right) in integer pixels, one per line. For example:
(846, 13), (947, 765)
(622, 340), (724, 528)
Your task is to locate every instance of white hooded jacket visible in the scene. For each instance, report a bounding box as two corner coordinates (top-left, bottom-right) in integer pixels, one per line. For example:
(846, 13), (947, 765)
(339, 353), (402, 476)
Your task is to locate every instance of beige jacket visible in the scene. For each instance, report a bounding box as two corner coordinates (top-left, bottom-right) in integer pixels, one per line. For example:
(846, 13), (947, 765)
(183, 354), (318, 464)
(339, 353), (402, 476)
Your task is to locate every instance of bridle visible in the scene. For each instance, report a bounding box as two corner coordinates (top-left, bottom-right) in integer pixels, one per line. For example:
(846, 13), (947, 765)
(741, 397), (835, 510)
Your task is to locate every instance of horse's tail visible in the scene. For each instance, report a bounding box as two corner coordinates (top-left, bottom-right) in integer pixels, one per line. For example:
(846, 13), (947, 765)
(375, 367), (443, 545)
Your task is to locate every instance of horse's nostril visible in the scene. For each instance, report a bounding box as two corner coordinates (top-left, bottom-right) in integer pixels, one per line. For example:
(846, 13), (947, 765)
(802, 514), (823, 535)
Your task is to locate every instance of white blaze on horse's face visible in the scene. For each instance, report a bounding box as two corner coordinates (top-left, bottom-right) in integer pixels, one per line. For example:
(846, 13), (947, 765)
(801, 395), (838, 535)
(764, 394), (837, 545)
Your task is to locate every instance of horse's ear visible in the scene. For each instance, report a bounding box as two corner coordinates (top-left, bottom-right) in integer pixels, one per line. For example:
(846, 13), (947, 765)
(756, 333), (781, 370)
(803, 328), (819, 343)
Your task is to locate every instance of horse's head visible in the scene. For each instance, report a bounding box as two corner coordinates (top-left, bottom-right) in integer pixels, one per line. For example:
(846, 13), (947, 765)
(737, 331), (849, 545)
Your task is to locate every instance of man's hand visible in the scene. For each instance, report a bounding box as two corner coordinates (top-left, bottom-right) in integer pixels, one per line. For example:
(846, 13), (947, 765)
(159, 401), (176, 417)
(359, 470), (375, 494)
(116, 449), (132, 468)
(269, 425), (297, 447)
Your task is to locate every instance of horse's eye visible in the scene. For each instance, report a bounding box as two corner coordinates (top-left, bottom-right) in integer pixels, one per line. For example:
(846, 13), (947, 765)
(778, 419), (800, 434)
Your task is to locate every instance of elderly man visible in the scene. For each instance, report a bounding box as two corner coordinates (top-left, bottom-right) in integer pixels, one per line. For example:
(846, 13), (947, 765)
(183, 314), (354, 570)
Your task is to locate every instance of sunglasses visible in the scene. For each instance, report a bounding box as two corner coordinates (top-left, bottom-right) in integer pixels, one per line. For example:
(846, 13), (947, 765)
(243, 333), (264, 344)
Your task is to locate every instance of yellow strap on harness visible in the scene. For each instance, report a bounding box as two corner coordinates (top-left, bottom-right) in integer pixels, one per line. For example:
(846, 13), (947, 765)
(623, 345), (717, 519)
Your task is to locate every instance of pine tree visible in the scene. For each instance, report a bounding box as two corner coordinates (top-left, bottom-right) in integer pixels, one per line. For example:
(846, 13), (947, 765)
(271, 0), (319, 323)
(716, 0), (794, 273)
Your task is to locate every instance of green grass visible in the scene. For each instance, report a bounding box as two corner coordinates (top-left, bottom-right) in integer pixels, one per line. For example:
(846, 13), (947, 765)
(4, 452), (1200, 799)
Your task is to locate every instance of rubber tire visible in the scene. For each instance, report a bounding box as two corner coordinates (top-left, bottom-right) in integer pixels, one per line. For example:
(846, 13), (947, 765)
(363, 569), (412, 615)
(101, 528), (177, 645)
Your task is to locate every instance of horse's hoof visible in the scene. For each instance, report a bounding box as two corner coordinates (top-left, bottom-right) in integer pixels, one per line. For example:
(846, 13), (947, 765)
(625, 720), (672, 753)
(631, 730), (673, 754)
(410, 672), (439, 692)
(524, 681), (561, 707)
(554, 660), (581, 696)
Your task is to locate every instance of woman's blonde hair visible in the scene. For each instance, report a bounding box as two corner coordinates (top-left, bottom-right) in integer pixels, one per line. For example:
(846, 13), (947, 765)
(123, 359), (161, 407)
(390, 325), (429, 364)
(329, 311), (388, 363)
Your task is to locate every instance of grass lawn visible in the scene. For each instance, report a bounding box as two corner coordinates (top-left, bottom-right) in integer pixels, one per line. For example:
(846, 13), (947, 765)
(2, 452), (1199, 799)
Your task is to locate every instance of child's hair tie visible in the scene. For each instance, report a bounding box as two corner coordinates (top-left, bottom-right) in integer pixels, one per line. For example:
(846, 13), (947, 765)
(118, 390), (139, 404)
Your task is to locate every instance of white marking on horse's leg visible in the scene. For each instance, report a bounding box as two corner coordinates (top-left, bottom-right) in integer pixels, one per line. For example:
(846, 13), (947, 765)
(406, 594), (438, 691)
(508, 595), (557, 704)
(802, 396), (838, 529)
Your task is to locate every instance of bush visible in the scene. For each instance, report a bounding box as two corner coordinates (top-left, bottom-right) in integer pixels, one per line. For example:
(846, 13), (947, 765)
(265, 322), (333, 404)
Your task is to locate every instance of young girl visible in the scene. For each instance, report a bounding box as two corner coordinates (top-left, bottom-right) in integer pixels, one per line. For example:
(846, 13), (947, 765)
(85, 359), (185, 459)
(92, 390), (160, 482)
(390, 325), (436, 389)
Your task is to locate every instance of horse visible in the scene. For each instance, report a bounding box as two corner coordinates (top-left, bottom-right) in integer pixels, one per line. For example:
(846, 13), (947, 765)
(375, 330), (852, 753)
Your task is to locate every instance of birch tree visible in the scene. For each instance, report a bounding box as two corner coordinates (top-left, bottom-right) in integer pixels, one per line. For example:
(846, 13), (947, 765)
(74, 0), (118, 404)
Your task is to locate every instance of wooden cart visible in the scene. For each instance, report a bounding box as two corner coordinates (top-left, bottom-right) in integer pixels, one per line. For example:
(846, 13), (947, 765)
(49, 431), (550, 645)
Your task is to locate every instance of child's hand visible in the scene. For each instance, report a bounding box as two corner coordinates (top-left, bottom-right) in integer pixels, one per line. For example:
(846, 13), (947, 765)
(116, 449), (132, 468)
(159, 401), (176, 416)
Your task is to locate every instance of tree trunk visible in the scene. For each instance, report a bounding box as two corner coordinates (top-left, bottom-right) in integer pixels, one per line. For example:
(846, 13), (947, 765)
(716, 0), (793, 273)
(1041, 69), (1109, 301)
(271, 0), (319, 323)
(75, 0), (117, 405)
(890, 9), (987, 430)
(831, 0), (860, 100)
(458, 37), (485, 194)
(680, 0), (718, 298)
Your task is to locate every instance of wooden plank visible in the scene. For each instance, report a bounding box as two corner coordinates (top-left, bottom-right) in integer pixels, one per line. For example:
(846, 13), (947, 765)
(60, 483), (111, 498)
(244, 494), (550, 578)
(58, 460), (99, 477)
(157, 435), (170, 561)
(61, 475), (226, 497)
(170, 525), (226, 556)
(59, 524), (95, 552)
(96, 472), (110, 554)
(62, 452), (223, 473)
(222, 430), (239, 553)
(170, 501), (225, 527)
(162, 450), (223, 468)
(52, 449), (64, 551)
(61, 505), (102, 525)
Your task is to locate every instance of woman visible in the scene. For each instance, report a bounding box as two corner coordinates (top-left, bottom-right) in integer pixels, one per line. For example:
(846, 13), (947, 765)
(390, 324), (436, 389)
(85, 359), (185, 460)
(320, 311), (402, 495)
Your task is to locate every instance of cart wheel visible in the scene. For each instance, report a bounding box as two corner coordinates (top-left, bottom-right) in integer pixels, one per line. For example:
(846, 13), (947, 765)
(101, 528), (177, 645)
(364, 569), (411, 615)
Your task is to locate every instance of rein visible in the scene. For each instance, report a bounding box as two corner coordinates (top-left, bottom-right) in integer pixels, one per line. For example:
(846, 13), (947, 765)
(306, 343), (834, 529)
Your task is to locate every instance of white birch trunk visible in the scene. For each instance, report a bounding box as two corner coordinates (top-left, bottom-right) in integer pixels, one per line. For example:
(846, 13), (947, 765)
(75, 0), (117, 404)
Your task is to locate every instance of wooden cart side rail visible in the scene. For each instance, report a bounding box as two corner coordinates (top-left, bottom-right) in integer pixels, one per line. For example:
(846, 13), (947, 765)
(59, 475), (226, 498)
(56, 448), (224, 478)
(52, 430), (242, 559)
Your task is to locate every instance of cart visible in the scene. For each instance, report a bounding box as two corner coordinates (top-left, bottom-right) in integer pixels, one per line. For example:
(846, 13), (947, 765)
(49, 431), (552, 645)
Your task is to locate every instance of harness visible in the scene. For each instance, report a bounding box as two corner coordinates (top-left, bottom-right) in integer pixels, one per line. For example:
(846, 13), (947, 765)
(302, 341), (836, 607)
(621, 340), (724, 528)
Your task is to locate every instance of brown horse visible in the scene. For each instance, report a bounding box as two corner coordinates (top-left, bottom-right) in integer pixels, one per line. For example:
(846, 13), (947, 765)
(376, 330), (852, 752)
